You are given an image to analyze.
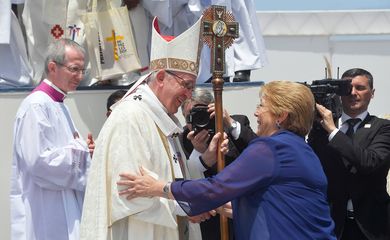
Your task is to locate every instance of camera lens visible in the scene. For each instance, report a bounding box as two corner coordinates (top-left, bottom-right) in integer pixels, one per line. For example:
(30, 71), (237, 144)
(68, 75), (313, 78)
(192, 111), (210, 127)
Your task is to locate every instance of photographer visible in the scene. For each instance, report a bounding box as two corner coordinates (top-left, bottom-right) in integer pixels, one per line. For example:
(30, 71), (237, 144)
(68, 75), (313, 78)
(181, 88), (256, 240)
(308, 68), (390, 240)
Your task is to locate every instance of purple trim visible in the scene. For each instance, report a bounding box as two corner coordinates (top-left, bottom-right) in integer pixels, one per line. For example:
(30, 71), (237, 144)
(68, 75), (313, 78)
(32, 81), (65, 102)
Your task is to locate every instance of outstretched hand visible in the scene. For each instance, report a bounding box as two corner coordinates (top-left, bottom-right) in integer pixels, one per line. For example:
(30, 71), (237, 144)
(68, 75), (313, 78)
(117, 167), (165, 200)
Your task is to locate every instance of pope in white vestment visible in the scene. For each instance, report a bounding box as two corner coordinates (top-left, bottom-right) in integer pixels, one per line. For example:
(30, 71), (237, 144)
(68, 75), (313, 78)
(81, 84), (203, 240)
(80, 16), (204, 240)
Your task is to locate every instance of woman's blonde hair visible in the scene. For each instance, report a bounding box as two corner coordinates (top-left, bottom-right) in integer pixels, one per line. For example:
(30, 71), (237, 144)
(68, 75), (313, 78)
(260, 81), (315, 137)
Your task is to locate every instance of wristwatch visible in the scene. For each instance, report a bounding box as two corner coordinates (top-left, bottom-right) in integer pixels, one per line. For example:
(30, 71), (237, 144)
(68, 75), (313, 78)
(228, 120), (238, 132)
(163, 182), (171, 198)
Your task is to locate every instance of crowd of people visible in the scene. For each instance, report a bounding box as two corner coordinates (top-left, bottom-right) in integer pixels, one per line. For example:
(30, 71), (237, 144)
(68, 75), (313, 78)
(1, 0), (267, 87)
(6, 1), (390, 240)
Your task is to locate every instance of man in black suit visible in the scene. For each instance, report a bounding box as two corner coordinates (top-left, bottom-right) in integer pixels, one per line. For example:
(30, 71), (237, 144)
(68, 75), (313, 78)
(180, 88), (257, 240)
(308, 68), (390, 240)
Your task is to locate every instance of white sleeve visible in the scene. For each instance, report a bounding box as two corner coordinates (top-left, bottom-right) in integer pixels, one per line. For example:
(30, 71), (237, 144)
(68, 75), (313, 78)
(173, 200), (188, 216)
(328, 128), (339, 141)
(230, 121), (241, 140)
(187, 150), (207, 179)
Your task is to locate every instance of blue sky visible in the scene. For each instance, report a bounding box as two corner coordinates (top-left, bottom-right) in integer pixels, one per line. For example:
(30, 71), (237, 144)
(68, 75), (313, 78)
(255, 0), (390, 11)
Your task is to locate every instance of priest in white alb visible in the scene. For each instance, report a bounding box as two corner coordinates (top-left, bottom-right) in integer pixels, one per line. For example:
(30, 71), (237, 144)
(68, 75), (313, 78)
(10, 39), (94, 240)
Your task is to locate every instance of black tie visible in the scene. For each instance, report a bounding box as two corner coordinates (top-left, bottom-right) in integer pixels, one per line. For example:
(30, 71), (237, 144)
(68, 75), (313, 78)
(344, 118), (361, 173)
(345, 118), (361, 138)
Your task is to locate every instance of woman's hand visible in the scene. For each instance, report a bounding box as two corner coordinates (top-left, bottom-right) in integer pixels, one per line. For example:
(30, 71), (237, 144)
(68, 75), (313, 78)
(117, 167), (165, 200)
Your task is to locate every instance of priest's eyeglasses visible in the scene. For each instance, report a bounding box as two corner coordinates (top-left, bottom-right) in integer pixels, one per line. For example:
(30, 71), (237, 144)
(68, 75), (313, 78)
(54, 62), (87, 75)
(166, 70), (195, 91)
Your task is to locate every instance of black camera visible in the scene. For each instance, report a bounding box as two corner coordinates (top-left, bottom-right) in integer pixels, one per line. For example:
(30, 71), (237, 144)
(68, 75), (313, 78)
(306, 79), (352, 127)
(186, 104), (215, 136)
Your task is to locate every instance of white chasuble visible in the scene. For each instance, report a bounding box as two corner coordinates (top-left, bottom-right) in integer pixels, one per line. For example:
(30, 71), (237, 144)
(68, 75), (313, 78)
(80, 84), (201, 240)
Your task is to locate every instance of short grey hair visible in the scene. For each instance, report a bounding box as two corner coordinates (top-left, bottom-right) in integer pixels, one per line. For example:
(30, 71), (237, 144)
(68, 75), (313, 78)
(146, 71), (158, 84)
(191, 88), (214, 105)
(44, 39), (86, 74)
(180, 88), (214, 114)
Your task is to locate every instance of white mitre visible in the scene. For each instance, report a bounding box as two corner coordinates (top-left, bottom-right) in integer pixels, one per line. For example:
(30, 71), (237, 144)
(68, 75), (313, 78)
(149, 16), (203, 77)
(117, 16), (203, 104)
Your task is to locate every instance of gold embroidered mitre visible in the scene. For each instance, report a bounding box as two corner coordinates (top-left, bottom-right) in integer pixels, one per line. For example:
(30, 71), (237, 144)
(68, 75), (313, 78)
(149, 17), (203, 77)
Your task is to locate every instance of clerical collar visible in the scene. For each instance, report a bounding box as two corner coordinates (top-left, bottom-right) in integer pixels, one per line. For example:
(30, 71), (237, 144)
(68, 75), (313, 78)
(341, 111), (368, 125)
(138, 84), (168, 113)
(32, 79), (67, 102)
(135, 84), (183, 136)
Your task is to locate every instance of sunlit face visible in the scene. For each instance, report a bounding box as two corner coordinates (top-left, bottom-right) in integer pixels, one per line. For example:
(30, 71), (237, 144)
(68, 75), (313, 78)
(254, 96), (278, 137)
(341, 75), (374, 117)
(160, 70), (196, 114)
(51, 46), (85, 93)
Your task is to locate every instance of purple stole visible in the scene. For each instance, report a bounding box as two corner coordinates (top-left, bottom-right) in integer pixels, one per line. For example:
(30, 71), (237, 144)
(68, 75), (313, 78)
(32, 81), (65, 102)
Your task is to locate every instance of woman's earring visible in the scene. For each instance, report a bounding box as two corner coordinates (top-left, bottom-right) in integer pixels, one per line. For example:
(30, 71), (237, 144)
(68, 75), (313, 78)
(276, 120), (281, 129)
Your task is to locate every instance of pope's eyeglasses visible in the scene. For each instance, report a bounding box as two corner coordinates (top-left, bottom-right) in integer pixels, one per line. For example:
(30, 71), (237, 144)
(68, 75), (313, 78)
(166, 70), (195, 91)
